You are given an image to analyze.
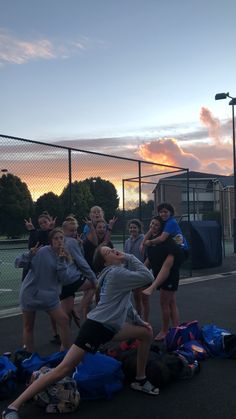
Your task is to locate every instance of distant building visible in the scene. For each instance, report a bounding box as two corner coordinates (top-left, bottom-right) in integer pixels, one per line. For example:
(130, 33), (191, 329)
(152, 171), (234, 238)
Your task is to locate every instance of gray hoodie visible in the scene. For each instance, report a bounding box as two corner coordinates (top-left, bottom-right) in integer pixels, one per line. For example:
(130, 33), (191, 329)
(16, 246), (70, 311)
(64, 236), (97, 286)
(87, 254), (153, 333)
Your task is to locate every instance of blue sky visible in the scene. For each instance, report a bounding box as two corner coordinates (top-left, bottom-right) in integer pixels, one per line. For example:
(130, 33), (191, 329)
(1, 0), (236, 175)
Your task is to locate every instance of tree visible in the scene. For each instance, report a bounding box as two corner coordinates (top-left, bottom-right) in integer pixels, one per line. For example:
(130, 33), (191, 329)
(83, 177), (119, 220)
(60, 181), (93, 225)
(112, 200), (154, 234)
(35, 192), (63, 225)
(0, 173), (34, 237)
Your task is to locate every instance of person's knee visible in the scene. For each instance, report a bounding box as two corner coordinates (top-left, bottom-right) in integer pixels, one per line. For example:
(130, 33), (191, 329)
(24, 322), (34, 333)
(140, 327), (153, 343)
(54, 363), (73, 380)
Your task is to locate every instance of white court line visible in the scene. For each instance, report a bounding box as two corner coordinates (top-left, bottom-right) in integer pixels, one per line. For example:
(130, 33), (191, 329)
(0, 273), (236, 319)
(0, 288), (12, 292)
(179, 271), (236, 285)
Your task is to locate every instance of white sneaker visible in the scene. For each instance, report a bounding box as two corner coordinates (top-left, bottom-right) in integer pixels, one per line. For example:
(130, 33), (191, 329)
(2, 408), (20, 419)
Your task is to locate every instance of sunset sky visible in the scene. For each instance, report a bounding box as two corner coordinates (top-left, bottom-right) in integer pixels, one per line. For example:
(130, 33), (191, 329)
(1, 0), (236, 204)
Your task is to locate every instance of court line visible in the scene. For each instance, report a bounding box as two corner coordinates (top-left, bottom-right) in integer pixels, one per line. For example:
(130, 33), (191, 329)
(0, 272), (236, 319)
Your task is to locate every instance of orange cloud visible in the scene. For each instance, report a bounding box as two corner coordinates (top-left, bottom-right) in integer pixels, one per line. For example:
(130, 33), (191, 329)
(138, 138), (201, 171)
(200, 107), (222, 144)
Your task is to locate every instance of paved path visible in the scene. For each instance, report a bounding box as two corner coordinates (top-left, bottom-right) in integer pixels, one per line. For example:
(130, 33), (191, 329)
(0, 272), (236, 419)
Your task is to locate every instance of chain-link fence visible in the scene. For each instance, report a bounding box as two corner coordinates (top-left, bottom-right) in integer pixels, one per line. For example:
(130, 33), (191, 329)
(1, 134), (191, 308)
(153, 179), (235, 257)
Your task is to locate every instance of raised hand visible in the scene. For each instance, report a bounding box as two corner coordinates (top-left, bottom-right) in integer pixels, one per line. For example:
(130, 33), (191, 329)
(59, 246), (71, 262)
(30, 242), (42, 255)
(83, 217), (94, 228)
(108, 216), (117, 230)
(50, 216), (57, 229)
(24, 217), (35, 231)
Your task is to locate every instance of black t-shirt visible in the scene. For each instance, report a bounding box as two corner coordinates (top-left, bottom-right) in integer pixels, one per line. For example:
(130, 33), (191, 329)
(83, 238), (113, 271)
(147, 237), (183, 277)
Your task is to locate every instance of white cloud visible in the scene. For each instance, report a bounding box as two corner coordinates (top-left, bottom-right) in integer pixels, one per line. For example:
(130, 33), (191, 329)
(0, 29), (89, 65)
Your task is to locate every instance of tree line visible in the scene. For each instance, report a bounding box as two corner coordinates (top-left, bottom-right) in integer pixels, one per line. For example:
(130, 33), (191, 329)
(0, 173), (154, 238)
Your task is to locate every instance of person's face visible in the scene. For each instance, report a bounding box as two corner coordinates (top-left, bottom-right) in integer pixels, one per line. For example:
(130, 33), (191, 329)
(149, 219), (161, 235)
(51, 232), (64, 250)
(65, 223), (78, 237)
(159, 208), (171, 222)
(101, 246), (124, 266)
(90, 209), (103, 221)
(96, 221), (106, 237)
(129, 223), (139, 238)
(38, 217), (51, 231)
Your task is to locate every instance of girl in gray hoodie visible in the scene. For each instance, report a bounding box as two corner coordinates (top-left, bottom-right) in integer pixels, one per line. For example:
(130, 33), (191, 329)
(15, 228), (82, 353)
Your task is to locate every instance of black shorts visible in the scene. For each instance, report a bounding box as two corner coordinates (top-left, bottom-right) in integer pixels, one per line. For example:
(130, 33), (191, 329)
(60, 277), (85, 300)
(159, 269), (180, 291)
(74, 319), (115, 353)
(159, 248), (187, 292)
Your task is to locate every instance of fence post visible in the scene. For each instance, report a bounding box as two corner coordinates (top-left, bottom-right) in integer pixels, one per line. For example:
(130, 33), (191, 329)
(68, 149), (72, 213)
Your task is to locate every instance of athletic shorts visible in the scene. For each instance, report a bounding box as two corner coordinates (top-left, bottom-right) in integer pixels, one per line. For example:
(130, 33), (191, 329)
(159, 248), (187, 292)
(60, 277), (85, 300)
(74, 319), (115, 353)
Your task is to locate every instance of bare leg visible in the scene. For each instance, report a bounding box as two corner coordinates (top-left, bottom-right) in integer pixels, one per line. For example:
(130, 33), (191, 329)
(141, 292), (150, 322)
(50, 317), (58, 338)
(154, 289), (173, 340)
(77, 280), (95, 322)
(132, 289), (142, 317)
(47, 307), (71, 350)
(61, 296), (75, 325)
(169, 292), (179, 327)
(113, 322), (153, 378)
(8, 345), (85, 411)
(143, 255), (174, 296)
(22, 311), (36, 352)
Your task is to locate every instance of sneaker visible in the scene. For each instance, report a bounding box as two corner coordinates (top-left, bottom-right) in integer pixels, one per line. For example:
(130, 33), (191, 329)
(50, 334), (61, 345)
(2, 407), (20, 419)
(131, 379), (159, 396)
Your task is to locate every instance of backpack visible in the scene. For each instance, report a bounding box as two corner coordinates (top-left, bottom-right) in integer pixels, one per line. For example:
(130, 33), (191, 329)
(165, 321), (201, 351)
(174, 340), (208, 363)
(223, 334), (236, 358)
(201, 324), (231, 358)
(14, 350), (67, 383)
(100, 338), (140, 361)
(0, 356), (17, 400)
(31, 366), (80, 413)
(73, 352), (124, 400)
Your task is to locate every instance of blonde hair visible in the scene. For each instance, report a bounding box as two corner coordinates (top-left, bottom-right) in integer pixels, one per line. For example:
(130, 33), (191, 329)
(89, 206), (104, 216)
(62, 217), (78, 231)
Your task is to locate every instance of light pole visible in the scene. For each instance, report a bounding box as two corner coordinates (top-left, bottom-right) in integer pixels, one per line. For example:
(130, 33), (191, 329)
(215, 92), (236, 252)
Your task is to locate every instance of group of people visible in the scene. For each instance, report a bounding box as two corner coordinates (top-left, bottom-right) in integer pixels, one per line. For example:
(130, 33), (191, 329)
(2, 202), (188, 419)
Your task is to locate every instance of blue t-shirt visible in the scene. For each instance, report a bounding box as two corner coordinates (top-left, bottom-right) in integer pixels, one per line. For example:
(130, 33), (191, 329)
(163, 217), (188, 250)
(83, 223), (108, 237)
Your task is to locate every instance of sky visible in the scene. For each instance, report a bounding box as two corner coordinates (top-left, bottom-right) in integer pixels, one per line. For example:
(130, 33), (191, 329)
(1, 0), (236, 201)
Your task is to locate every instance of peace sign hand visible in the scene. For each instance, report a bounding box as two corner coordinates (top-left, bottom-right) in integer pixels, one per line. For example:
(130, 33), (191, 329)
(24, 218), (35, 231)
(30, 242), (42, 255)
